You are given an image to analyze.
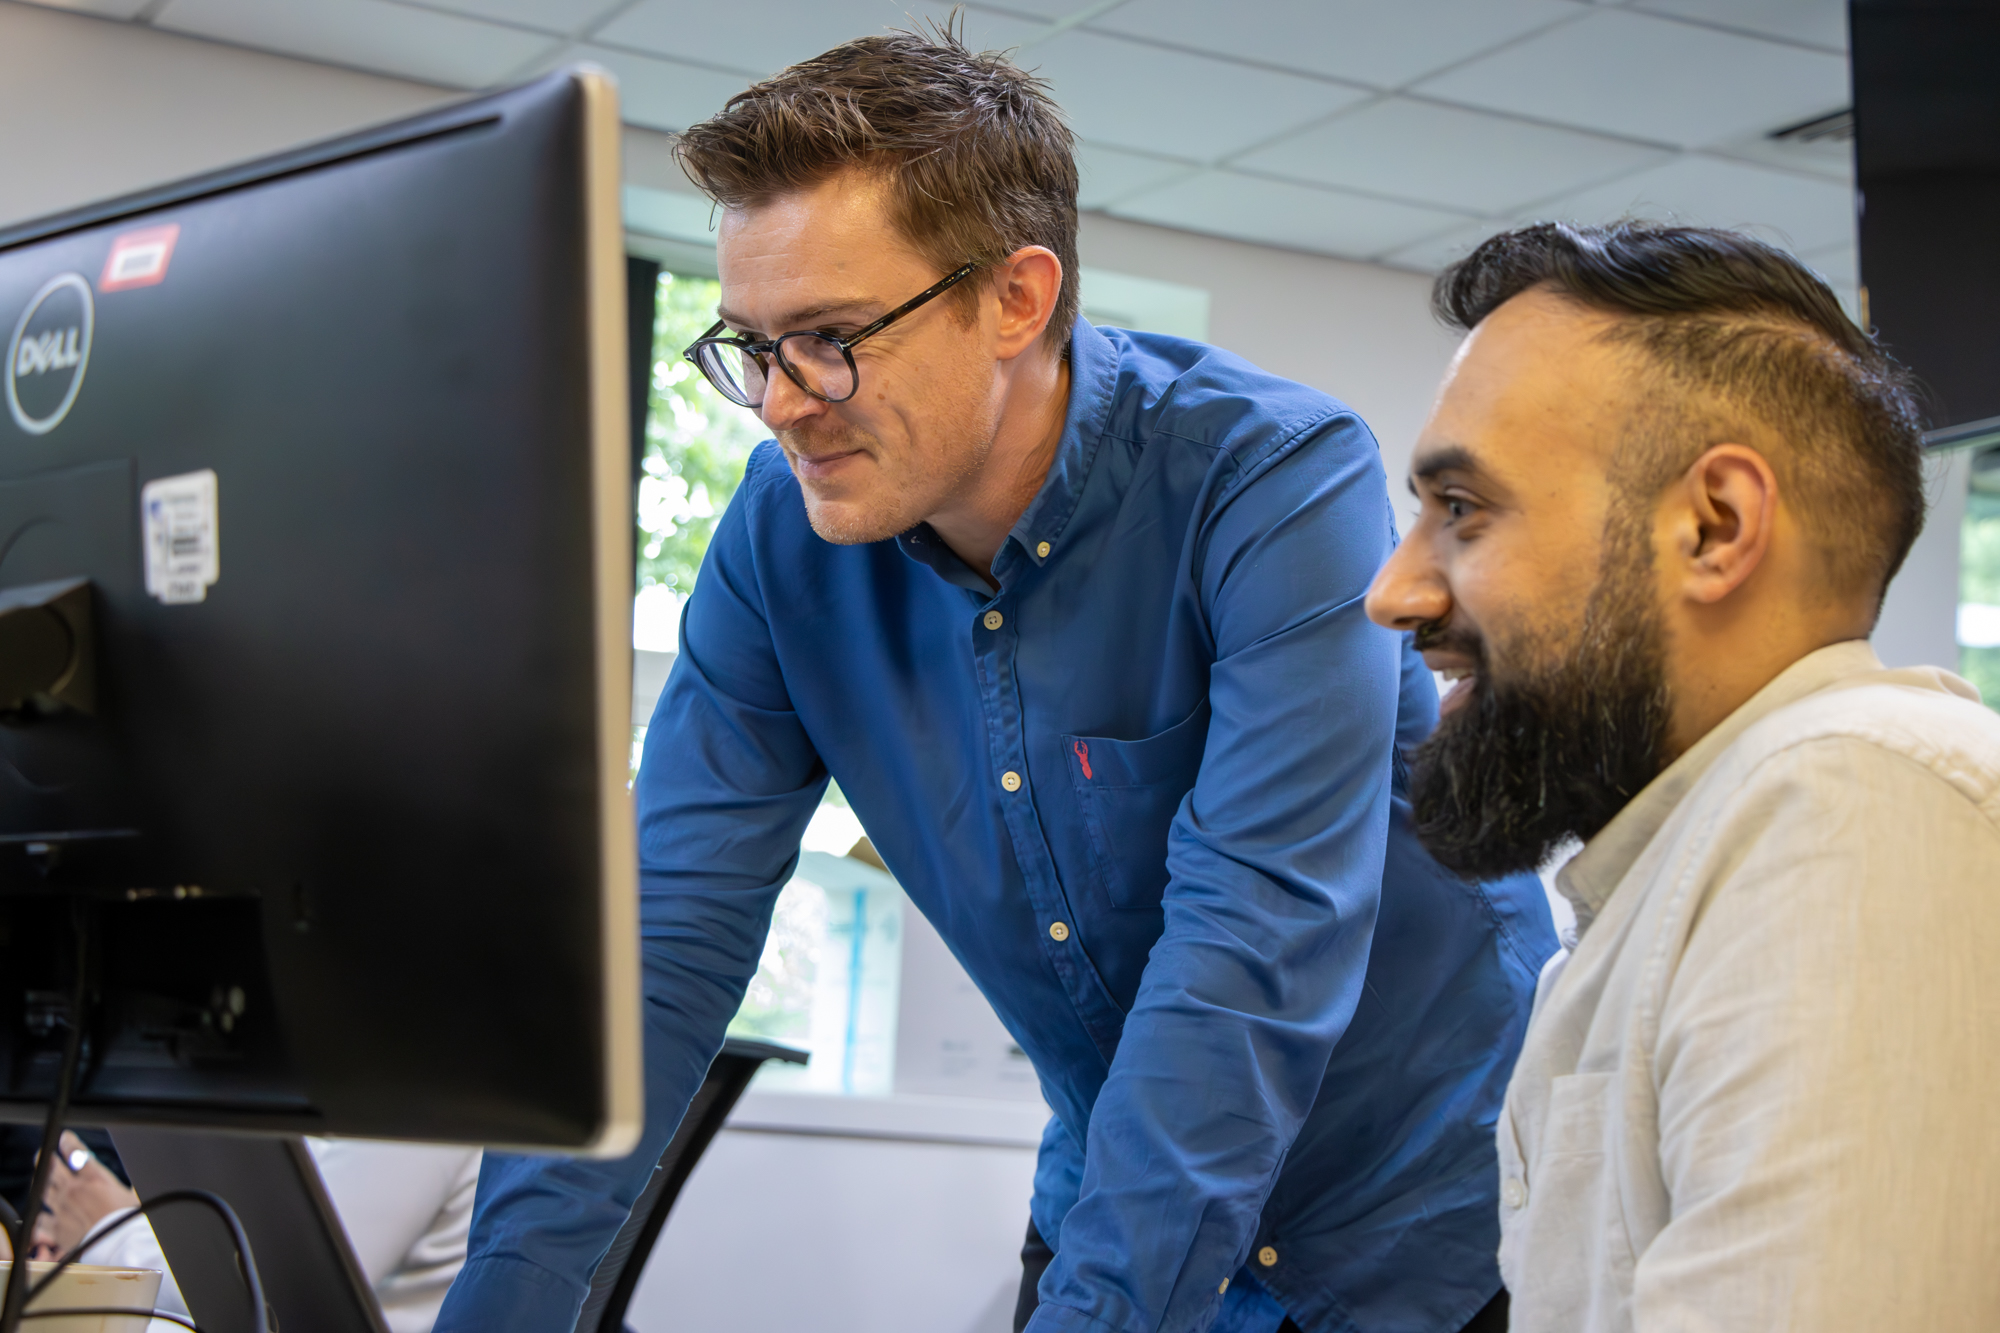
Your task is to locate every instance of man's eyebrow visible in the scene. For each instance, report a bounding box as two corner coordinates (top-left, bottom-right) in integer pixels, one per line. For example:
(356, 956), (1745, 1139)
(713, 298), (883, 332)
(1411, 444), (1481, 482)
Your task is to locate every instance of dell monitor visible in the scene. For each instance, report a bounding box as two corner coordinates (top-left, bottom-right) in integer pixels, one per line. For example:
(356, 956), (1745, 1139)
(0, 68), (640, 1155)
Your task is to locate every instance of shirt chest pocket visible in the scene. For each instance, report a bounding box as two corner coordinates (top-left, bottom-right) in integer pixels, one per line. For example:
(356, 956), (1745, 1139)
(1062, 699), (1210, 911)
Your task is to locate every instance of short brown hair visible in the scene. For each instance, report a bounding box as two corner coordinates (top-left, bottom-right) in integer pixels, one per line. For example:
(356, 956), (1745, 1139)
(674, 23), (1080, 354)
(1435, 222), (1928, 610)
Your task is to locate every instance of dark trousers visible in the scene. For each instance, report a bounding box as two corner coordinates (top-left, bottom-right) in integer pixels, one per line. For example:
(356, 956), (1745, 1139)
(1013, 1220), (1510, 1333)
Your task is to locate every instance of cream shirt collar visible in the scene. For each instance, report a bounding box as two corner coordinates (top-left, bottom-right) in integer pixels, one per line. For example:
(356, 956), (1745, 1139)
(1554, 638), (1887, 932)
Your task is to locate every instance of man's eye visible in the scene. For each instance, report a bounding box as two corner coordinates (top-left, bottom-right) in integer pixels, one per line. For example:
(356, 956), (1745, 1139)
(1445, 498), (1471, 520)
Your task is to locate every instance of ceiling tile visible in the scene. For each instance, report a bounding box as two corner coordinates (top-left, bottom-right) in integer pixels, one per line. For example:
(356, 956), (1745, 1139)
(1527, 154), (1856, 254)
(155, 0), (558, 88)
(1109, 169), (1472, 261)
(1626, 0), (1847, 52)
(596, 0), (987, 79)
(1075, 141), (1197, 210)
(394, 0), (626, 37)
(1022, 28), (1370, 162)
(569, 43), (755, 132)
(15, 0), (156, 18)
(1234, 96), (1671, 214)
(1086, 0), (1580, 89)
(1413, 8), (1849, 149)
(1377, 217), (1520, 272)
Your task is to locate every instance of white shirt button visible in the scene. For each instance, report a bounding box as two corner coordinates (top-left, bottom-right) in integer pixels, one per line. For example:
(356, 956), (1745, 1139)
(1036, 541), (1051, 558)
(1049, 921), (1070, 942)
(1502, 1177), (1528, 1209)
(983, 610), (1003, 630)
(1257, 1246), (1277, 1268)
(1001, 770), (1022, 792)
(1218, 1279), (1229, 1294)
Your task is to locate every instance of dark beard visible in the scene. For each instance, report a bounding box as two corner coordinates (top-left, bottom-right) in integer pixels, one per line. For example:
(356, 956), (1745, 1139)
(1405, 520), (1673, 881)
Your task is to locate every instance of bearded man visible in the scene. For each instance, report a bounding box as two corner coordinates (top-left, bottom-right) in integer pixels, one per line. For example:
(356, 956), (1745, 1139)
(436, 26), (1554, 1333)
(1367, 221), (2000, 1331)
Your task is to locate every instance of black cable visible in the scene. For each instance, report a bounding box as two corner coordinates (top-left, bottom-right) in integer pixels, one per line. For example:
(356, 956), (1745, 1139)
(20, 1309), (202, 1331)
(0, 903), (90, 1333)
(24, 1191), (267, 1333)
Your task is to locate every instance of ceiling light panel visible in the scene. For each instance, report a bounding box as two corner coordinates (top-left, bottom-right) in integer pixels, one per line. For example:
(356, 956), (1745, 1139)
(155, 0), (557, 88)
(1626, 0), (1848, 52)
(1110, 170), (1472, 261)
(1414, 7), (1849, 149)
(1235, 96), (1671, 214)
(596, 0), (988, 79)
(1086, 0), (1580, 89)
(567, 43), (756, 132)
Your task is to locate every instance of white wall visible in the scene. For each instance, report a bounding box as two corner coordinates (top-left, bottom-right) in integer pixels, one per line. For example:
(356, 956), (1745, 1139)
(1875, 449), (1970, 671)
(1077, 212), (1458, 535)
(0, 2), (453, 226)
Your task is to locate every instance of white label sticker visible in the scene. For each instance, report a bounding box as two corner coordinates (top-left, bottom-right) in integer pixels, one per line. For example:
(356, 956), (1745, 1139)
(141, 469), (219, 605)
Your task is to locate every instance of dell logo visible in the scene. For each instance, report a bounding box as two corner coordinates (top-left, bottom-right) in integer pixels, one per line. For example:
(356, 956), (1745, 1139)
(6, 273), (94, 436)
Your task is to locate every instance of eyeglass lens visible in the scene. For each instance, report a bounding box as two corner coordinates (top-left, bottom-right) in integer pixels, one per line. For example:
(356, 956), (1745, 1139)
(699, 333), (856, 409)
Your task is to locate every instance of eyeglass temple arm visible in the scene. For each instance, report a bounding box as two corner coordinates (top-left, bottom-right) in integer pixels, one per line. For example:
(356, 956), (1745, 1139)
(841, 262), (981, 348)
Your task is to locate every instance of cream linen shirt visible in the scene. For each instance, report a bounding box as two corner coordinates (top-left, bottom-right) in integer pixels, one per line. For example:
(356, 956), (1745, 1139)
(1498, 640), (2000, 1331)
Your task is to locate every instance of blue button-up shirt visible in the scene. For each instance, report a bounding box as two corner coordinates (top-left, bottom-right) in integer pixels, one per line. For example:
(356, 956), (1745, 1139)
(438, 322), (1554, 1333)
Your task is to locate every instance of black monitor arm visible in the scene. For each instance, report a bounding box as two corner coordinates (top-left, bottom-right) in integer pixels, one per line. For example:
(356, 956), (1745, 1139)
(0, 578), (93, 716)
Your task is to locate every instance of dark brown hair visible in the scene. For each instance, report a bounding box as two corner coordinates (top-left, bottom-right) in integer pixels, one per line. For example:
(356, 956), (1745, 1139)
(674, 22), (1080, 353)
(1435, 222), (1929, 608)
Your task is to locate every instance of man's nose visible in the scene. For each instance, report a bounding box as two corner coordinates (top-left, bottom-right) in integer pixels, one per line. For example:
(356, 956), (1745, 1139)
(1365, 539), (1452, 632)
(757, 363), (824, 431)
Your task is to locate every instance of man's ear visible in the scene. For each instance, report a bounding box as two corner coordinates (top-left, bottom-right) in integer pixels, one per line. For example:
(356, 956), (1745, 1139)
(992, 246), (1062, 360)
(1668, 444), (1778, 605)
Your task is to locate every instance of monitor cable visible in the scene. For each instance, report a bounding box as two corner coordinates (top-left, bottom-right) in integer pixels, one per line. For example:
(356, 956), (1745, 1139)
(0, 902), (89, 1333)
(0, 902), (270, 1333)
(25, 1189), (271, 1333)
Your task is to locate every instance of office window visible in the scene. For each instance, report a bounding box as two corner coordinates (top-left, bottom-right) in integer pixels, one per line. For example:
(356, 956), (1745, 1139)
(634, 269), (901, 1093)
(1961, 448), (2000, 711)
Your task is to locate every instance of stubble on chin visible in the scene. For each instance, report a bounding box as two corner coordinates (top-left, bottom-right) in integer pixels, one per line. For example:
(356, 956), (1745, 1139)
(781, 401), (995, 548)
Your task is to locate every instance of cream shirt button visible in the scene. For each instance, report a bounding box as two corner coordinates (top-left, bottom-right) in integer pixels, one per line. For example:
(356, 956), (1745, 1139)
(983, 610), (1004, 630)
(1036, 541), (1052, 558)
(1001, 771), (1022, 792)
(1049, 921), (1070, 942)
(1502, 1177), (1528, 1209)
(1257, 1246), (1277, 1268)
(1218, 1279), (1229, 1295)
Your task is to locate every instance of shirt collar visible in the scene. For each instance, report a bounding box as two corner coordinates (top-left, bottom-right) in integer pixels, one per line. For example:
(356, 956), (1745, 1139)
(1556, 638), (1885, 930)
(1006, 320), (1120, 571)
(892, 320), (1120, 591)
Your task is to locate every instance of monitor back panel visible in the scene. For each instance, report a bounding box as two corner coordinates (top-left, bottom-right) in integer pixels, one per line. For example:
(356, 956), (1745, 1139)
(0, 72), (635, 1149)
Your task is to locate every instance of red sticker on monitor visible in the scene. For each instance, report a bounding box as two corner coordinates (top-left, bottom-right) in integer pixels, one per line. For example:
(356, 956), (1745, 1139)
(99, 224), (180, 292)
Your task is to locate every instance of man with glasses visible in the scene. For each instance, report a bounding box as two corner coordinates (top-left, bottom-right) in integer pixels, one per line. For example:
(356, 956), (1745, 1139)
(438, 28), (1552, 1333)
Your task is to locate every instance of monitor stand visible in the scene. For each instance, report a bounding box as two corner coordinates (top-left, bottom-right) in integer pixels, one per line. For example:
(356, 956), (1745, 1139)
(112, 1128), (384, 1333)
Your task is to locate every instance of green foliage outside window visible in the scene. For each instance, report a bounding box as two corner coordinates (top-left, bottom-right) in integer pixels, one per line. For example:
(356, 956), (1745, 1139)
(1960, 485), (2000, 711)
(637, 271), (766, 595)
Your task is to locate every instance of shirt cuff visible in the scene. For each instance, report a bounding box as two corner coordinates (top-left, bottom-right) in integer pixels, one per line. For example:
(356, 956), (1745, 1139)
(1025, 1301), (1136, 1333)
(432, 1254), (585, 1333)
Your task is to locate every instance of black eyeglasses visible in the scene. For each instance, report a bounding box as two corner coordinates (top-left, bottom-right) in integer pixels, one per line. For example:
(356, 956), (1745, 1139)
(683, 261), (980, 410)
